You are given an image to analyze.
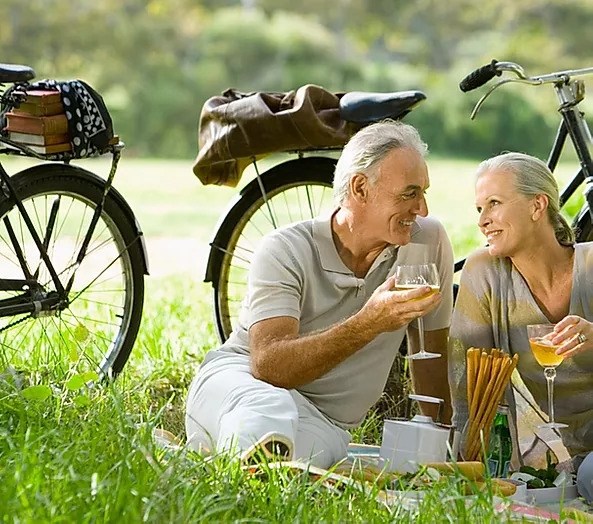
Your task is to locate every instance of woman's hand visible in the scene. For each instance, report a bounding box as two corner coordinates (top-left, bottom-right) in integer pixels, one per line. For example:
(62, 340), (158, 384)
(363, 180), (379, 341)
(552, 315), (593, 357)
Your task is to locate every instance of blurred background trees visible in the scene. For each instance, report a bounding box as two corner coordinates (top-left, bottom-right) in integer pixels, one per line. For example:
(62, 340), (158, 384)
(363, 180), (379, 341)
(2, 0), (593, 160)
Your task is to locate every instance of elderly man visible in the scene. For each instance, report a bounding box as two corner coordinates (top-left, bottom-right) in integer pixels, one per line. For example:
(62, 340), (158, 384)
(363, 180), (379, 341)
(186, 120), (454, 468)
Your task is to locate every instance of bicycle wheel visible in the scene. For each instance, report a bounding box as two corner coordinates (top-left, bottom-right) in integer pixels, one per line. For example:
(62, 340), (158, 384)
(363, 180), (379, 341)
(0, 164), (145, 378)
(575, 205), (593, 242)
(209, 157), (337, 342)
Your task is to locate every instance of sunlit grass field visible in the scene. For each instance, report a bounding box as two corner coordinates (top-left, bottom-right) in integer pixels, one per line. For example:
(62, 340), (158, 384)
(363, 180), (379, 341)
(0, 156), (587, 521)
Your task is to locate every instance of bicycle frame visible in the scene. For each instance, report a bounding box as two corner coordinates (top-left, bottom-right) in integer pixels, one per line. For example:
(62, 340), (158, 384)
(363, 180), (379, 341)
(0, 136), (124, 319)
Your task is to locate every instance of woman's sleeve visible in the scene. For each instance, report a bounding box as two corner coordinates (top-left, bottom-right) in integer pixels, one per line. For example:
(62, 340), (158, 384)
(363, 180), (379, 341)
(448, 250), (496, 434)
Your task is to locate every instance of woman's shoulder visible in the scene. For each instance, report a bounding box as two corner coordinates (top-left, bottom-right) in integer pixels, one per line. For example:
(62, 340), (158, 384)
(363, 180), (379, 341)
(464, 247), (497, 269)
(461, 248), (509, 282)
(576, 241), (593, 255)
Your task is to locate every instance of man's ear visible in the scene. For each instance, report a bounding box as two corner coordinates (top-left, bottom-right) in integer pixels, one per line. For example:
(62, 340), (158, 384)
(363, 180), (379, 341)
(532, 193), (549, 221)
(350, 173), (369, 203)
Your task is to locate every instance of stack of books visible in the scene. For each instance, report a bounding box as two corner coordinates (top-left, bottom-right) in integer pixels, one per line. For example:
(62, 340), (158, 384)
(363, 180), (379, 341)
(3, 90), (71, 154)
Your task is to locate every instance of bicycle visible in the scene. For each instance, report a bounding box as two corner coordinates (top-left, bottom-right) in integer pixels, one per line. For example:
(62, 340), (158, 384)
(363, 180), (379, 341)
(204, 60), (593, 344)
(0, 63), (148, 378)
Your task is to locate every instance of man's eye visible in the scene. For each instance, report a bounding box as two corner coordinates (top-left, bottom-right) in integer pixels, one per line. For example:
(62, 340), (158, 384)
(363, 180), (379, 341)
(401, 192), (416, 200)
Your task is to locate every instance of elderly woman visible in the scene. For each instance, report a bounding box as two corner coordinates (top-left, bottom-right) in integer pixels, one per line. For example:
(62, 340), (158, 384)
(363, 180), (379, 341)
(449, 152), (593, 502)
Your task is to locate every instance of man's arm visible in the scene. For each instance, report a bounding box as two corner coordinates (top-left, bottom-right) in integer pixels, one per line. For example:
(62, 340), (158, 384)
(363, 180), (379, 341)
(407, 326), (451, 424)
(249, 278), (442, 389)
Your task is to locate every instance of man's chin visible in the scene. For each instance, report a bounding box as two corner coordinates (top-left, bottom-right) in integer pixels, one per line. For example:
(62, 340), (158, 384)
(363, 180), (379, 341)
(392, 232), (412, 246)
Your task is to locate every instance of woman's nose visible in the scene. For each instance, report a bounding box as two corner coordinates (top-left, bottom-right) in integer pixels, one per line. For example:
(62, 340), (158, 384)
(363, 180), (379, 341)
(478, 209), (490, 227)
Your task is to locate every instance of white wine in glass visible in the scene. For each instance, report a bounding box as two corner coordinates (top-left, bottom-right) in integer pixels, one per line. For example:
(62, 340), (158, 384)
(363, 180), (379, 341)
(527, 323), (567, 430)
(394, 263), (441, 360)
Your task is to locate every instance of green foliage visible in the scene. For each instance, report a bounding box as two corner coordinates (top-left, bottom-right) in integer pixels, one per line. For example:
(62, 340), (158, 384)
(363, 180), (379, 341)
(0, 276), (511, 522)
(5, 0), (593, 160)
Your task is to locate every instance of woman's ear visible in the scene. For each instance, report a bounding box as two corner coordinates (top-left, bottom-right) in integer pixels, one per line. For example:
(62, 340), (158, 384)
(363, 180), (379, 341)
(350, 173), (369, 203)
(532, 194), (549, 221)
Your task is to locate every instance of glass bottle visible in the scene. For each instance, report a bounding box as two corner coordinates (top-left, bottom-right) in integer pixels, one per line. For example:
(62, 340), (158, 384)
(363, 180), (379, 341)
(487, 404), (512, 478)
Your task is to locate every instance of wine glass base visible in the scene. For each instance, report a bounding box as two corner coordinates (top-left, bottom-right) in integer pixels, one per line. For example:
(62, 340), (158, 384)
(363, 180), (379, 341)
(405, 352), (441, 360)
(538, 422), (568, 430)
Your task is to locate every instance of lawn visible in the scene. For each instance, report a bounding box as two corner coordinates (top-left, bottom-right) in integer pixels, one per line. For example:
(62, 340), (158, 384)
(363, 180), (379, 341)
(0, 155), (587, 521)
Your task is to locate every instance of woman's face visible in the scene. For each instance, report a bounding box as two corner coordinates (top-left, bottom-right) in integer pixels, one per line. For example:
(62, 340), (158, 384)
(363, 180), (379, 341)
(474, 168), (536, 257)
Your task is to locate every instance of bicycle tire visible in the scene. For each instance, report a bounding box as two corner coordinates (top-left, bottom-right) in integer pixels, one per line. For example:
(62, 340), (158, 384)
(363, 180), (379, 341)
(0, 164), (145, 378)
(209, 157), (337, 342)
(575, 204), (593, 242)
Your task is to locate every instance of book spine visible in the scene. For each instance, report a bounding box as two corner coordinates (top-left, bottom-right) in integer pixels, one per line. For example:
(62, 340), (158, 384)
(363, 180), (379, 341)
(5, 113), (69, 135)
(8, 132), (70, 146)
(13, 102), (65, 117)
(24, 91), (62, 105)
(28, 142), (72, 154)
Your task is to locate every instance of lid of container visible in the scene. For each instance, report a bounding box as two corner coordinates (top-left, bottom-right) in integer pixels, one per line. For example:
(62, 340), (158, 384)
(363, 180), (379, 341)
(410, 414), (436, 425)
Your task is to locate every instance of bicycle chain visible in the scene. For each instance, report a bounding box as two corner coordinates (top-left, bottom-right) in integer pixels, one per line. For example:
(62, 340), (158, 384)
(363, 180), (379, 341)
(0, 314), (32, 333)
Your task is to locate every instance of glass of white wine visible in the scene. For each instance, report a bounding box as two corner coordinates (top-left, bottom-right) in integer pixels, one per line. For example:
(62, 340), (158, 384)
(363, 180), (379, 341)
(526, 323), (567, 429)
(394, 263), (441, 360)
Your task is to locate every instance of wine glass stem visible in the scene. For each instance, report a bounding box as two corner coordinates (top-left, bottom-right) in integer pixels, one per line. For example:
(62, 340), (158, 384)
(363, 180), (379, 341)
(417, 316), (425, 355)
(544, 366), (557, 424)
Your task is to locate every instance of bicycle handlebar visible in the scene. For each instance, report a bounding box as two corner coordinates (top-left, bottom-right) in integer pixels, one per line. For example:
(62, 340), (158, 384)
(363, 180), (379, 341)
(459, 59), (501, 92)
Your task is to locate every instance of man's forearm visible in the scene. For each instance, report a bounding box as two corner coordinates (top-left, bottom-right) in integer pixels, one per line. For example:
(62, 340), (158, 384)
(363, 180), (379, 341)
(250, 310), (380, 389)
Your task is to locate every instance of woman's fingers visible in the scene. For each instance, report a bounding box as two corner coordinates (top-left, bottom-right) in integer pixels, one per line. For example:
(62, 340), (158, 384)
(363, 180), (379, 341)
(554, 316), (591, 356)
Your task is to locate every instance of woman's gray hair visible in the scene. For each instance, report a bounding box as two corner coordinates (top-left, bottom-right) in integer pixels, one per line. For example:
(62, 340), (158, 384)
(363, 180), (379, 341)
(476, 152), (575, 246)
(333, 120), (428, 206)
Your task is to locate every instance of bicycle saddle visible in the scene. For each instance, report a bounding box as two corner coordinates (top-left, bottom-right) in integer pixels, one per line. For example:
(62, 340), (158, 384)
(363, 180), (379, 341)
(0, 63), (35, 84)
(339, 90), (426, 124)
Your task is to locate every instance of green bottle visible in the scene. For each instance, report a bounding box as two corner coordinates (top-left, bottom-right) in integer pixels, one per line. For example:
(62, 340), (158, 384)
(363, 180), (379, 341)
(487, 404), (512, 478)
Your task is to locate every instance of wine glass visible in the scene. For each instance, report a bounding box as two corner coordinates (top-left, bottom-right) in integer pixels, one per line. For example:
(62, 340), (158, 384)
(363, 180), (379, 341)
(394, 263), (441, 360)
(526, 323), (567, 429)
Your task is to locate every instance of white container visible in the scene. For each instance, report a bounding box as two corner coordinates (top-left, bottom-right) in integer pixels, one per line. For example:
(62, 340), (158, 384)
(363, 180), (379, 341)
(379, 414), (450, 473)
(529, 483), (578, 504)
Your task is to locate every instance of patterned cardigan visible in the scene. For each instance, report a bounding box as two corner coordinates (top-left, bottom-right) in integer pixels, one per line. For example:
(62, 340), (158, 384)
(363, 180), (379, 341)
(449, 243), (593, 460)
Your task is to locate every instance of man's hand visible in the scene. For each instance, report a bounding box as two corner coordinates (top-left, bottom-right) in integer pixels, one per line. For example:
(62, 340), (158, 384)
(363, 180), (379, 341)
(358, 275), (442, 333)
(250, 275), (442, 389)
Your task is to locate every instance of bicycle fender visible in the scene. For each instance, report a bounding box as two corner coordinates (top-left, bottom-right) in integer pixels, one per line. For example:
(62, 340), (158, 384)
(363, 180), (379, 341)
(204, 156), (336, 284)
(9, 163), (149, 275)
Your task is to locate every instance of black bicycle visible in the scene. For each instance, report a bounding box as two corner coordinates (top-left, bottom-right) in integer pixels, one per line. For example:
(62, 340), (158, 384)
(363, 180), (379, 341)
(205, 60), (593, 343)
(0, 63), (148, 378)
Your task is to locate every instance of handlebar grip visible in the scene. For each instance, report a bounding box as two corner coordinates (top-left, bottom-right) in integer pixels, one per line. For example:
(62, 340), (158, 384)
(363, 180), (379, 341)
(459, 59), (501, 92)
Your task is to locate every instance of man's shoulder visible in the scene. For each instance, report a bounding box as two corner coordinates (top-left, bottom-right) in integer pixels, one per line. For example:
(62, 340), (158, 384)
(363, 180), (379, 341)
(412, 215), (450, 244)
(415, 215), (447, 234)
(265, 219), (314, 244)
(258, 219), (316, 259)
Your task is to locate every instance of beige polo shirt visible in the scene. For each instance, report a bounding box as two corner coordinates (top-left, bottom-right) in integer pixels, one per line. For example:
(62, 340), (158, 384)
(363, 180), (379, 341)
(206, 212), (454, 428)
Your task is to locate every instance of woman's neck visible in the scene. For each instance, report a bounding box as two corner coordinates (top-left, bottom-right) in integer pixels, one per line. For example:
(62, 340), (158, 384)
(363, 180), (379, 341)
(511, 239), (575, 322)
(511, 240), (574, 288)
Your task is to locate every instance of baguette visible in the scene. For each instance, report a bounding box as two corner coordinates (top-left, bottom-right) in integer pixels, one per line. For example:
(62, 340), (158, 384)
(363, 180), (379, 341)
(422, 461), (485, 481)
(471, 478), (517, 497)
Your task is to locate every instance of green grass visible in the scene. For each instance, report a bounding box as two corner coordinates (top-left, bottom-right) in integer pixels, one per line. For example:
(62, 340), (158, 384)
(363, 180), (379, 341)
(0, 277), (525, 522)
(0, 156), (589, 521)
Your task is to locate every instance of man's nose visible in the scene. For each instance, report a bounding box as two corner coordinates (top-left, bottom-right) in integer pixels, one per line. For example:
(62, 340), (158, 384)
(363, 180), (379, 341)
(415, 195), (428, 217)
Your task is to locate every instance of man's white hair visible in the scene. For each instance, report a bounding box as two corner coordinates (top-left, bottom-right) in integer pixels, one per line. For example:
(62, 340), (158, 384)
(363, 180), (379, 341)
(333, 120), (428, 206)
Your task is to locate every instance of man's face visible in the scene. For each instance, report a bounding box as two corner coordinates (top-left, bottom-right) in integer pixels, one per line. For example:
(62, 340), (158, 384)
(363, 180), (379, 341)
(364, 147), (429, 247)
